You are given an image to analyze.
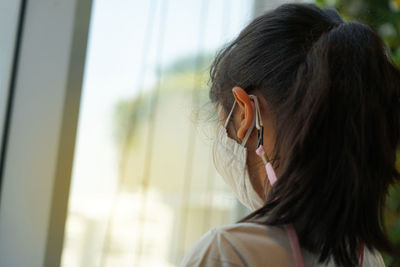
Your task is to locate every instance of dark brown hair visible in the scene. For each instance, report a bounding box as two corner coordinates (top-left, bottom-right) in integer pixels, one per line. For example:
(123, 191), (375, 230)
(209, 3), (400, 266)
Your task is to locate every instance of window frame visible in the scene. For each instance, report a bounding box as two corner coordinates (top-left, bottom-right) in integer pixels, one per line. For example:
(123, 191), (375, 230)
(0, 0), (92, 266)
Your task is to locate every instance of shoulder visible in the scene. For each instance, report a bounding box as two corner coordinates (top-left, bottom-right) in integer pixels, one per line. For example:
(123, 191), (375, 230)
(180, 226), (243, 267)
(363, 248), (386, 267)
(180, 222), (294, 267)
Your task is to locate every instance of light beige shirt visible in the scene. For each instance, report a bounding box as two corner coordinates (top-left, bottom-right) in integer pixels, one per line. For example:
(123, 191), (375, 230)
(181, 222), (385, 267)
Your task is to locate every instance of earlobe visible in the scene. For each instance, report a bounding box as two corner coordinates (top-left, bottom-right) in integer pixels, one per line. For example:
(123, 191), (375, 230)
(232, 87), (254, 140)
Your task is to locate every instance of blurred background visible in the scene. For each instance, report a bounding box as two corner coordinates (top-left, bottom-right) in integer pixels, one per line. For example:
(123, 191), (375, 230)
(60, 1), (254, 266)
(59, 0), (400, 266)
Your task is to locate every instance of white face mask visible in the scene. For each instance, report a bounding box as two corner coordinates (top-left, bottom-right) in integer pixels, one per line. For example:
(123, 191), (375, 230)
(212, 99), (265, 211)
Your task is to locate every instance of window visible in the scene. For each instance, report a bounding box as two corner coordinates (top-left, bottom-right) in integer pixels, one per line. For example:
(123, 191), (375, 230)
(61, 1), (254, 266)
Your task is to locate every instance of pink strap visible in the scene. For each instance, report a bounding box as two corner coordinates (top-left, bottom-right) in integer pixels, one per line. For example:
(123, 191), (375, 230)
(359, 242), (364, 267)
(255, 137), (364, 267)
(255, 145), (278, 185)
(286, 225), (365, 267)
(286, 224), (305, 267)
(266, 162), (277, 185)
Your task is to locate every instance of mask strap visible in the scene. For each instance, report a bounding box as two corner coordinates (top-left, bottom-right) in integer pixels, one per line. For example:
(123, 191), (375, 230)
(223, 99), (255, 147)
(249, 95), (278, 185)
(223, 101), (236, 128)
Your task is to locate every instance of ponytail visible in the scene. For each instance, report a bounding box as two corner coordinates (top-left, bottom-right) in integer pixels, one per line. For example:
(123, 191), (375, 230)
(269, 21), (400, 265)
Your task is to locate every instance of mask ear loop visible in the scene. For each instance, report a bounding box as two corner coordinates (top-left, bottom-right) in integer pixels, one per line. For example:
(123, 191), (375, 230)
(250, 95), (277, 186)
(222, 99), (255, 147)
(223, 101), (237, 129)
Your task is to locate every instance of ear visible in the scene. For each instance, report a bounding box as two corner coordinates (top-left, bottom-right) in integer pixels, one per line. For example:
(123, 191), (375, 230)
(232, 87), (254, 140)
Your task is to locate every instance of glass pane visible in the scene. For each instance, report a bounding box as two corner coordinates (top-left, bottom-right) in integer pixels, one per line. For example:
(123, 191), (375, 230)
(0, 0), (22, 168)
(61, 1), (254, 266)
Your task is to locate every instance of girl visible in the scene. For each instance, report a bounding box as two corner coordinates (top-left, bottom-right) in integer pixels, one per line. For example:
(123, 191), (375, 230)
(182, 3), (400, 267)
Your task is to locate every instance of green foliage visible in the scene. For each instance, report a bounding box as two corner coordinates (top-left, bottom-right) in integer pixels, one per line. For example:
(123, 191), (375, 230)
(113, 51), (214, 149)
(316, 0), (400, 67)
(113, 63), (210, 152)
(316, 0), (400, 265)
